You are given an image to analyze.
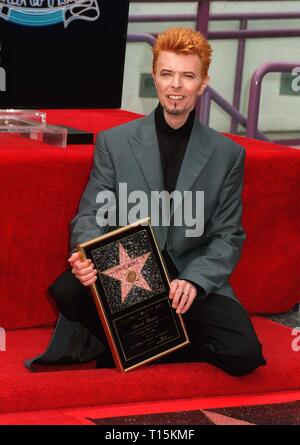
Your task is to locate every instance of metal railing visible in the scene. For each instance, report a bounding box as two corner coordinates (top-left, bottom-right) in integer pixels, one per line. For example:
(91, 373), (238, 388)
(198, 85), (268, 140)
(247, 62), (300, 143)
(127, 33), (156, 47)
(199, 62), (300, 145)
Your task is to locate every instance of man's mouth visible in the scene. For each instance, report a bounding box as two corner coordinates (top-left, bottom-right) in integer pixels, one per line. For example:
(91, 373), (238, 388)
(167, 95), (184, 101)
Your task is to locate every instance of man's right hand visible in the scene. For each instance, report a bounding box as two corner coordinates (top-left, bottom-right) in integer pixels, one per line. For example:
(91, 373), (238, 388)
(68, 252), (98, 287)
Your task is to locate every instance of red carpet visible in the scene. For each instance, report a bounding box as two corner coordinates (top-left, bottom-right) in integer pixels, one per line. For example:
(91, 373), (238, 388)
(0, 317), (299, 414)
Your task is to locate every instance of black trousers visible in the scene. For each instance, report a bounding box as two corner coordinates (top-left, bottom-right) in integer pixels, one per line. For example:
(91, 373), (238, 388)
(49, 269), (266, 376)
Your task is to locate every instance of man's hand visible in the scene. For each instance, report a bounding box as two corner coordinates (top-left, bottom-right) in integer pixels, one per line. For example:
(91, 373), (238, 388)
(169, 279), (197, 314)
(68, 252), (98, 287)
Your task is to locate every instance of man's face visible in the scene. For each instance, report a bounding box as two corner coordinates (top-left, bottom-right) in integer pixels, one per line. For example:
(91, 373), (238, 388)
(153, 51), (209, 121)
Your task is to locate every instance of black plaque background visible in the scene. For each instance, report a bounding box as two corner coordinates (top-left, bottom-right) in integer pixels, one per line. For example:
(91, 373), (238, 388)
(113, 297), (181, 362)
(80, 223), (189, 371)
(0, 1), (129, 108)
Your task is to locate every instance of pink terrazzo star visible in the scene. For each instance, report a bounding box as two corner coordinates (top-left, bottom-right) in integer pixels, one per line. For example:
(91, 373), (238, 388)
(100, 242), (152, 303)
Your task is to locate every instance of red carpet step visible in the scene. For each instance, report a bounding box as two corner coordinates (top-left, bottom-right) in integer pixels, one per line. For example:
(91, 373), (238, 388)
(1, 317), (300, 414)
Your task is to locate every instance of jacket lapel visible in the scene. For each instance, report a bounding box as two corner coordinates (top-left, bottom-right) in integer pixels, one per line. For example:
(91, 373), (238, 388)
(175, 118), (216, 193)
(129, 111), (164, 193)
(129, 111), (168, 246)
(172, 118), (216, 217)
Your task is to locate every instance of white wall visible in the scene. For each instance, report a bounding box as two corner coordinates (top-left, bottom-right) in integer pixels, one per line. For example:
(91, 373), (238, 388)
(122, 1), (300, 133)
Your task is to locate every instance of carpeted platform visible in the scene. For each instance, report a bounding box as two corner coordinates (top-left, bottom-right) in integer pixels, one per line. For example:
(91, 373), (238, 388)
(1, 317), (299, 414)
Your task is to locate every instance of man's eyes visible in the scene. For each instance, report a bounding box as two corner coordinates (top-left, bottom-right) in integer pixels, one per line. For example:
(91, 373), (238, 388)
(160, 73), (195, 79)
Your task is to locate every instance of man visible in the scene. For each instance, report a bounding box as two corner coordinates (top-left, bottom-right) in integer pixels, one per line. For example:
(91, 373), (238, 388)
(27, 28), (266, 375)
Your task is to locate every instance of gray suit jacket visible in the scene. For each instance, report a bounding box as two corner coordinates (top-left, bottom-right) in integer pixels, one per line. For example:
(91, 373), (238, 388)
(71, 110), (246, 300)
(25, 111), (246, 370)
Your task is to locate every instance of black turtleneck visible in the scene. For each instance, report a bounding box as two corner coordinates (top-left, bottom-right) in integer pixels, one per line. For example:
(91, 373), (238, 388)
(155, 103), (195, 194)
(154, 103), (204, 298)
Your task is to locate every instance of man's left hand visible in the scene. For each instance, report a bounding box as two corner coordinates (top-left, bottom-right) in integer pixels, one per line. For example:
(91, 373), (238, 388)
(169, 279), (197, 314)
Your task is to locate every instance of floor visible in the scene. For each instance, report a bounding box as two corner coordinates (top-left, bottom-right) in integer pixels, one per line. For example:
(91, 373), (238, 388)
(90, 400), (300, 425)
(264, 305), (300, 328)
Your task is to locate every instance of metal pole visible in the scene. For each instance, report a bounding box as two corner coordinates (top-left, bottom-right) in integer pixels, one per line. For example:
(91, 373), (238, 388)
(128, 11), (300, 24)
(231, 18), (248, 134)
(199, 88), (211, 125)
(151, 29), (300, 40)
(196, 1), (211, 119)
(208, 29), (300, 39)
(195, 0), (210, 37)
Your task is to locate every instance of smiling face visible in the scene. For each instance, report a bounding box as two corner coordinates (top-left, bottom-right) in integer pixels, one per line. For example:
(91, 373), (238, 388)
(153, 51), (209, 128)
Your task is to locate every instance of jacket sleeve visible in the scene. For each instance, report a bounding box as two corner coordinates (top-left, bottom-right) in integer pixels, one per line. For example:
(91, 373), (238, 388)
(178, 146), (246, 297)
(70, 132), (116, 251)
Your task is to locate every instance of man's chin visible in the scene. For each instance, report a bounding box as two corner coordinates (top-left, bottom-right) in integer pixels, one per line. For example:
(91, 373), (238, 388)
(163, 104), (184, 116)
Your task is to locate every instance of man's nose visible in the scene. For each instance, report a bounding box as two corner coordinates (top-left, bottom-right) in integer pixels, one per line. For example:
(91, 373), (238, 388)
(171, 74), (182, 88)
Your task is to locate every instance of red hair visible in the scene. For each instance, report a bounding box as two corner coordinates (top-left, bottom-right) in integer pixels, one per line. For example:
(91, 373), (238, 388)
(152, 27), (212, 76)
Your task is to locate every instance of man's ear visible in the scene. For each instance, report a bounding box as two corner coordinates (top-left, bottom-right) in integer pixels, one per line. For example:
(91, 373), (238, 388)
(198, 75), (210, 97)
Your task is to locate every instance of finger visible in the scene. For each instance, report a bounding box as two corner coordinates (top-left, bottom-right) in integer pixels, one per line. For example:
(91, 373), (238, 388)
(68, 252), (83, 266)
(170, 279), (191, 298)
(169, 280), (180, 300)
(172, 284), (186, 309)
(179, 297), (194, 314)
(78, 269), (98, 284)
(183, 283), (193, 295)
(72, 262), (94, 276)
(73, 263), (95, 277)
(68, 252), (80, 262)
(173, 282), (192, 311)
(175, 289), (191, 313)
(179, 289), (197, 314)
(81, 275), (98, 287)
(74, 259), (93, 271)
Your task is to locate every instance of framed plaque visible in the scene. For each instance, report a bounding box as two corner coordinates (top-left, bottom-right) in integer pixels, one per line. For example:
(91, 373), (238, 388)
(77, 218), (189, 372)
